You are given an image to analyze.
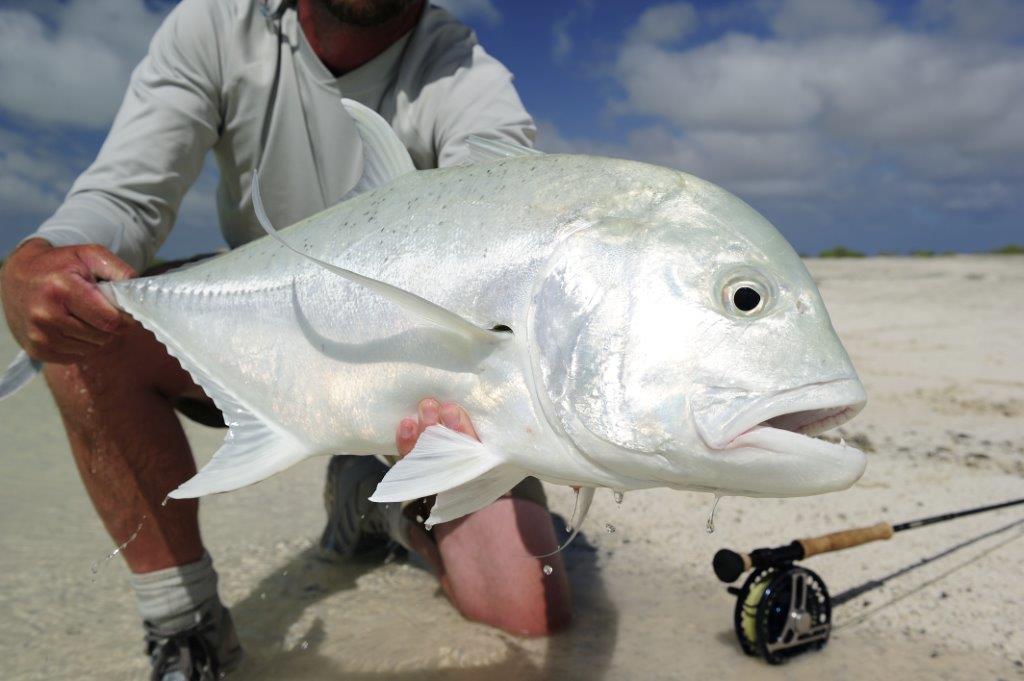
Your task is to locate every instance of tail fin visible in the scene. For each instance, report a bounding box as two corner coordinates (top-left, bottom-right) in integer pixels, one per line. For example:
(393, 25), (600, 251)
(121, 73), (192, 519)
(0, 351), (41, 401)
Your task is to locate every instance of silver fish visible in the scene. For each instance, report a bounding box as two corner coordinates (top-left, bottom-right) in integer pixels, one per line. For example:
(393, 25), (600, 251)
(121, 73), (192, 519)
(1, 100), (867, 526)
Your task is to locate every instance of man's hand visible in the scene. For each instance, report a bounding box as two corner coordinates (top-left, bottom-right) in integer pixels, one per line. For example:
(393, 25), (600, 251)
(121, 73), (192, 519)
(1, 239), (136, 363)
(396, 397), (479, 457)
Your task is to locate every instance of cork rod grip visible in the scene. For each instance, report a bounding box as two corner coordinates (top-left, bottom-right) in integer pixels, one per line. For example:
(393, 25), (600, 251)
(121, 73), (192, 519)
(798, 522), (895, 558)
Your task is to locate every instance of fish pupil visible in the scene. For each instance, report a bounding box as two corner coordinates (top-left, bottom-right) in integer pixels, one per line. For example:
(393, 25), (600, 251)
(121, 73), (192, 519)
(734, 287), (761, 312)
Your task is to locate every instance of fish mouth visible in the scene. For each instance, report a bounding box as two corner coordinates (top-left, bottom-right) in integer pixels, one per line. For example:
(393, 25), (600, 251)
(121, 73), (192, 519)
(690, 378), (868, 496)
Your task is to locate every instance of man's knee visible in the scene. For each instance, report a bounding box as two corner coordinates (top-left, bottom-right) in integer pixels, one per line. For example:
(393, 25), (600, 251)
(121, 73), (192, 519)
(440, 497), (573, 637)
(43, 322), (194, 400)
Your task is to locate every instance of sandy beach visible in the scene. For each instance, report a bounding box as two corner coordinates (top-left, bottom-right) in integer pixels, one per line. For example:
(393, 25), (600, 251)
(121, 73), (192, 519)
(1, 255), (1022, 681)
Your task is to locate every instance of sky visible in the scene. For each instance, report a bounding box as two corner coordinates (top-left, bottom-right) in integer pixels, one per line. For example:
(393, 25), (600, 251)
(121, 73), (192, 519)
(1, 0), (1022, 260)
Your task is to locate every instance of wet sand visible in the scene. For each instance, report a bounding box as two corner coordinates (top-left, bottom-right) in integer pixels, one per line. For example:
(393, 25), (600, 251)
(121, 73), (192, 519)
(1, 256), (1022, 680)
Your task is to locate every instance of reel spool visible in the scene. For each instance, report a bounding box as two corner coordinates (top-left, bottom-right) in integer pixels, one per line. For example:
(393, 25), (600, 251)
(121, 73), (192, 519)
(732, 564), (831, 664)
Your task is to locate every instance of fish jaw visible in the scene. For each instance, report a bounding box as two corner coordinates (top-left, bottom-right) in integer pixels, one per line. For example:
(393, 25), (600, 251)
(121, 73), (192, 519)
(687, 378), (867, 496)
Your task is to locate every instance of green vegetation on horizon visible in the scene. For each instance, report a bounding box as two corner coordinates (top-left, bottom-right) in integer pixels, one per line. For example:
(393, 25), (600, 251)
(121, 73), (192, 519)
(811, 244), (1024, 258)
(818, 246), (865, 258)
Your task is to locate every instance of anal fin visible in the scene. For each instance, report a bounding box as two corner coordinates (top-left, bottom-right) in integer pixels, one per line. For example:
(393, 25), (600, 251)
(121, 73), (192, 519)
(429, 466), (526, 524)
(369, 425), (512, 523)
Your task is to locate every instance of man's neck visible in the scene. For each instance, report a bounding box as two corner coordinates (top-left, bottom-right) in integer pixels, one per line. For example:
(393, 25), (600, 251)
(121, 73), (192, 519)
(297, 0), (424, 76)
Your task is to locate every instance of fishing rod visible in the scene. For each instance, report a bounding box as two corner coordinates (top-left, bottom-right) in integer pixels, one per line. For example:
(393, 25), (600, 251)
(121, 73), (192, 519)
(711, 496), (1024, 664)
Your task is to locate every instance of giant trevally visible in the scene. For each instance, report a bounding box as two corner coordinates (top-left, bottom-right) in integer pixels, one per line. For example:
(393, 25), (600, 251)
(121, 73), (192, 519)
(0, 100), (867, 527)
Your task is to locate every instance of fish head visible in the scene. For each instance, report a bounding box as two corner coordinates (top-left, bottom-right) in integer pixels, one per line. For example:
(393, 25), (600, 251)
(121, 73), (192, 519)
(530, 171), (866, 497)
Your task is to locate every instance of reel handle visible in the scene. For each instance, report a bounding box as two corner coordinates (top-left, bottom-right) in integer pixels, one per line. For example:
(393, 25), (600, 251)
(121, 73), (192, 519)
(798, 522), (894, 557)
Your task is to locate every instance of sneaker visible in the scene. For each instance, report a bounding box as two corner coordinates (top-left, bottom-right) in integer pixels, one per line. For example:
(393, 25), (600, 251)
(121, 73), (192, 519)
(146, 603), (243, 681)
(320, 455), (407, 557)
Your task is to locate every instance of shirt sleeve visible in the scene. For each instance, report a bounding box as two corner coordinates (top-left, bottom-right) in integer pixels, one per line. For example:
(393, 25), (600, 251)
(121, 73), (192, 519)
(30, 0), (225, 271)
(408, 18), (536, 168)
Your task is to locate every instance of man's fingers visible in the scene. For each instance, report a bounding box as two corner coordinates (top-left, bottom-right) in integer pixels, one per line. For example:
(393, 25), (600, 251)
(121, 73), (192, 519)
(29, 327), (92, 358)
(65, 278), (123, 333)
(396, 417), (418, 458)
(417, 397), (440, 434)
(56, 333), (100, 355)
(76, 246), (136, 282)
(440, 402), (480, 441)
(58, 314), (111, 346)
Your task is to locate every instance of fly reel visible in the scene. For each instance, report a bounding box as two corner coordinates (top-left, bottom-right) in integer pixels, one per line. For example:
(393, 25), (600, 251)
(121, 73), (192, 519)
(714, 496), (1024, 664)
(731, 565), (831, 664)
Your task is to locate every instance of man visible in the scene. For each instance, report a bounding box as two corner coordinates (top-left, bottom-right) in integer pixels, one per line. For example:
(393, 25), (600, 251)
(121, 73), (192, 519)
(0, 0), (571, 678)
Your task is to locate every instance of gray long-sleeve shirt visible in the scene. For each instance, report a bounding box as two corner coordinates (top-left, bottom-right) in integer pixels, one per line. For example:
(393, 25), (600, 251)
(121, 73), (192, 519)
(32, 0), (535, 271)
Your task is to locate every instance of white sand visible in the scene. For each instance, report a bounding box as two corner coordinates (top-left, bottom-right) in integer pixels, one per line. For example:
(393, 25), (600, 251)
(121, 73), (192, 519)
(1, 255), (1022, 680)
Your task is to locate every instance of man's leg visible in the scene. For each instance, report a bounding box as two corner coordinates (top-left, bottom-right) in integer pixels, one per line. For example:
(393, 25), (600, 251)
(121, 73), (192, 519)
(43, 321), (203, 572)
(399, 400), (573, 637)
(43, 321), (241, 678)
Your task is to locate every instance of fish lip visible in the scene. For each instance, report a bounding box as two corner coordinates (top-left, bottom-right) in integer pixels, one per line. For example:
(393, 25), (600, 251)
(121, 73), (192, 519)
(692, 378), (867, 451)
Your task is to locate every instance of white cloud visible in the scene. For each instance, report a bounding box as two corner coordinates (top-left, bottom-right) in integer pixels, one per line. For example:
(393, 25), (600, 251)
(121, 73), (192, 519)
(550, 0), (595, 63)
(626, 3), (698, 46)
(0, 128), (79, 223)
(606, 8), (1024, 209)
(552, 22), (573, 61)
(916, 0), (1024, 40)
(0, 0), (166, 129)
(432, 0), (502, 27)
(769, 0), (884, 38)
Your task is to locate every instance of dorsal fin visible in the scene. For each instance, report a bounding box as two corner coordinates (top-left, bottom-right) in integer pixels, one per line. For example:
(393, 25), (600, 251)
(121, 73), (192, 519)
(337, 98), (416, 203)
(466, 135), (544, 164)
(251, 171), (505, 345)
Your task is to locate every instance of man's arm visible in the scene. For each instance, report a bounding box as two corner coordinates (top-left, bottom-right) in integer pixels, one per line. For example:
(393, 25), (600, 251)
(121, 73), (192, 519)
(2, 0), (226, 361)
(403, 12), (536, 168)
(32, 0), (225, 272)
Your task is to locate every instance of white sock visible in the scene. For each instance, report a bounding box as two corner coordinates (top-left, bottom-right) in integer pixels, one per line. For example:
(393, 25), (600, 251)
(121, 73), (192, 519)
(129, 552), (221, 632)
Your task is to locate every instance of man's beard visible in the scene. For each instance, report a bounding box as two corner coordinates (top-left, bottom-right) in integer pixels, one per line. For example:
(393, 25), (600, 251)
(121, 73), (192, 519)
(313, 0), (417, 26)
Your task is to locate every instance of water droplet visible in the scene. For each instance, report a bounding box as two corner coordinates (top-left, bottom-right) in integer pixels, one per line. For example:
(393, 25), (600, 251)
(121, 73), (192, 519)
(542, 564), (553, 575)
(613, 491), (624, 505)
(415, 515), (424, 524)
(300, 640), (309, 650)
(604, 523), (616, 534)
(706, 494), (722, 534)
(90, 517), (147, 578)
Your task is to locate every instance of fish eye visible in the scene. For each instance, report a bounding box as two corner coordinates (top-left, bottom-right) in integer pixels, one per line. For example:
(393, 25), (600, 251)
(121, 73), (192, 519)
(733, 286), (761, 312)
(722, 279), (768, 316)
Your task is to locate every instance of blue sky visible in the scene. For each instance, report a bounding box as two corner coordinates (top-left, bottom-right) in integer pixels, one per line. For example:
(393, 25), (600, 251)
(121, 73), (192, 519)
(1, 0), (1022, 260)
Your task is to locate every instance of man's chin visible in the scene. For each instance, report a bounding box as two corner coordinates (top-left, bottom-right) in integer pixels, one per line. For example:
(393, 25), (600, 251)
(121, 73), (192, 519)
(317, 0), (418, 26)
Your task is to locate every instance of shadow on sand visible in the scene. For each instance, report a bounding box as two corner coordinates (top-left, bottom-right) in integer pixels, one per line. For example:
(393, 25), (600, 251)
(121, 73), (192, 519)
(229, 516), (619, 680)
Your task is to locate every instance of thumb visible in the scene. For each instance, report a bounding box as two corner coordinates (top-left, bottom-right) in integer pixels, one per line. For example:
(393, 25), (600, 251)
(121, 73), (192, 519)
(77, 245), (137, 282)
